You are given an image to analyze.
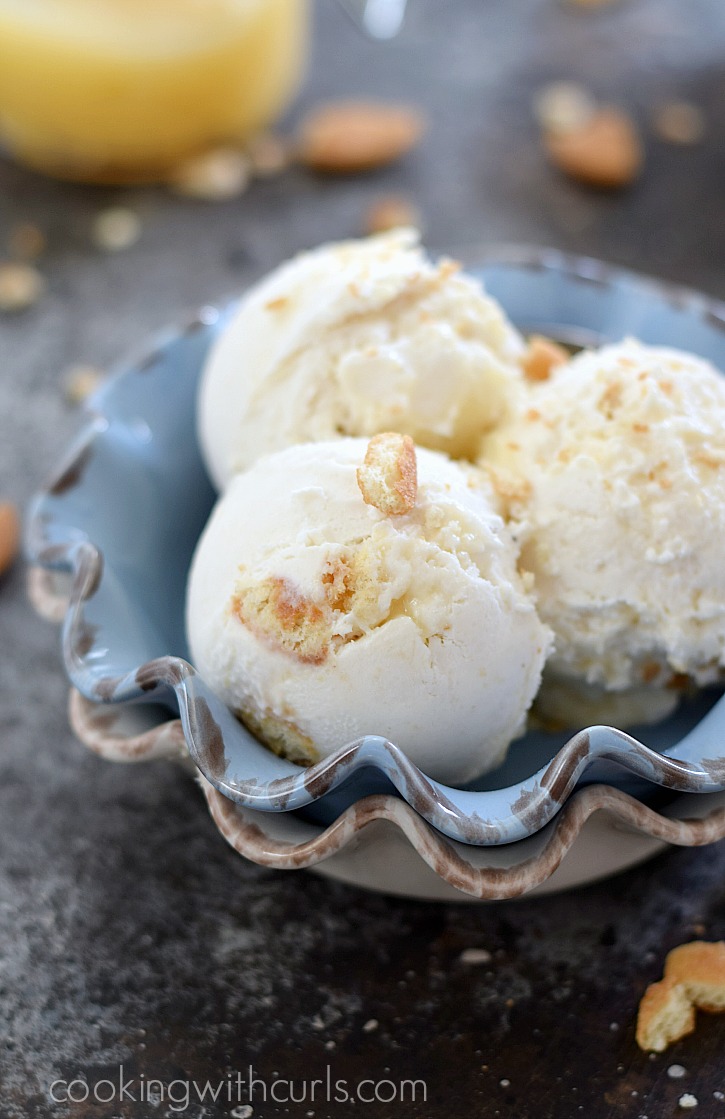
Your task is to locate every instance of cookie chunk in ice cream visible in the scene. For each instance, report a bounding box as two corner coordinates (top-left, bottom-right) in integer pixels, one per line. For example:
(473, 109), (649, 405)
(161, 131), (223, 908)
(198, 229), (524, 489)
(481, 339), (725, 724)
(186, 436), (551, 785)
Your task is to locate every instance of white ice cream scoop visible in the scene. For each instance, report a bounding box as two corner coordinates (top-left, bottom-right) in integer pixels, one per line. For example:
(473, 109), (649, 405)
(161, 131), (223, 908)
(482, 338), (725, 724)
(198, 229), (525, 489)
(186, 435), (551, 785)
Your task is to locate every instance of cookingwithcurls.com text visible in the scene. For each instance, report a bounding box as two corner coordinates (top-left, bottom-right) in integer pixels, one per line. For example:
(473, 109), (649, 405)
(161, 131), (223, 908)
(49, 1064), (428, 1111)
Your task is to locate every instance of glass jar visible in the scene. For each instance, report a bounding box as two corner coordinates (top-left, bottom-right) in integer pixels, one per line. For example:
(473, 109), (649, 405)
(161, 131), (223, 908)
(0, 0), (309, 183)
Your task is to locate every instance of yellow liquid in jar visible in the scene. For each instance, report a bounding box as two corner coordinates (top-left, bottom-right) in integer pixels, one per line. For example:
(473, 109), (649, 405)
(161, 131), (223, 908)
(0, 0), (308, 182)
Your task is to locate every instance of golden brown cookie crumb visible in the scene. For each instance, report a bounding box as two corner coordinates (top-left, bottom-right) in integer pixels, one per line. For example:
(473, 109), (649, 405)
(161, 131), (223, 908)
(8, 222), (46, 261)
(533, 81), (596, 135)
(522, 335), (569, 382)
(265, 296), (290, 313)
(544, 108), (643, 189)
(636, 977), (696, 1052)
(63, 364), (104, 405)
(0, 263), (45, 311)
(653, 102), (706, 146)
(231, 576), (330, 664)
(357, 433), (418, 516)
(92, 208), (141, 251)
(169, 148), (250, 201)
(640, 660), (663, 684)
(246, 133), (290, 176)
(483, 463), (532, 509)
(665, 941), (725, 1012)
(636, 941), (725, 1051)
(329, 542), (391, 632)
(297, 101), (425, 174)
(0, 502), (20, 577)
(365, 195), (421, 235)
(237, 706), (320, 766)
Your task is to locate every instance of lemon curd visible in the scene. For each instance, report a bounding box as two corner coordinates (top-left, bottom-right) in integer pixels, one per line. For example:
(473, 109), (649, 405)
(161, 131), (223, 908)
(0, 0), (308, 182)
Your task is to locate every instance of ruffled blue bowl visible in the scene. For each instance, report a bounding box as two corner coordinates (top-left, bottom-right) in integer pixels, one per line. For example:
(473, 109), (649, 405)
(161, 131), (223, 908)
(27, 247), (725, 845)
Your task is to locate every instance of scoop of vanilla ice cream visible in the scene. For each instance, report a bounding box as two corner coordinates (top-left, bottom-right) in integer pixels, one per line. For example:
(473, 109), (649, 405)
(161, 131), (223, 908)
(198, 229), (524, 489)
(481, 338), (725, 712)
(186, 437), (551, 785)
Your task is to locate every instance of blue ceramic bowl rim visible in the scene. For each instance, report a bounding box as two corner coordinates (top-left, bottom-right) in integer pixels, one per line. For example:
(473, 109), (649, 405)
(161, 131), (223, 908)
(26, 245), (725, 846)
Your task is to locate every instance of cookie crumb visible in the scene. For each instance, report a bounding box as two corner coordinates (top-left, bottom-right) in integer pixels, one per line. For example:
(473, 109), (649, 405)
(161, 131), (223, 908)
(533, 81), (596, 134)
(543, 108), (643, 189)
(665, 941), (725, 1011)
(636, 976), (695, 1052)
(8, 222), (46, 261)
(0, 263), (45, 311)
(231, 576), (331, 665)
(357, 432), (417, 516)
(0, 502), (20, 577)
(247, 133), (290, 176)
(522, 335), (569, 381)
(297, 100), (425, 174)
(365, 194), (421, 235)
(653, 102), (705, 146)
(63, 364), (103, 405)
(93, 208), (141, 252)
(636, 941), (725, 1052)
(459, 948), (493, 965)
(170, 148), (250, 200)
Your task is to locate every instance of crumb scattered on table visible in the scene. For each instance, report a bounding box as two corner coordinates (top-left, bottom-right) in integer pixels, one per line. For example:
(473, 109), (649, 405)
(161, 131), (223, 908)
(8, 222), (46, 261)
(169, 148), (251, 201)
(636, 941), (725, 1051)
(62, 364), (104, 405)
(0, 503), (20, 578)
(93, 208), (142, 252)
(533, 81), (596, 134)
(543, 107), (643, 189)
(247, 133), (290, 176)
(297, 100), (425, 174)
(459, 948), (493, 965)
(653, 102), (706, 145)
(0, 263), (45, 312)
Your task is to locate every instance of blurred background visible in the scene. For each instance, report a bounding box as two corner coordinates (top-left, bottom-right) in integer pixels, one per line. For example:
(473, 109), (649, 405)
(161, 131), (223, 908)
(2, 3), (725, 1116)
(2, 0), (725, 511)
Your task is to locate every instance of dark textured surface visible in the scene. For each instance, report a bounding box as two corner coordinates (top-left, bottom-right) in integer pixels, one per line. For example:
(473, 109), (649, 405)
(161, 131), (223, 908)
(2, 2), (725, 1117)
